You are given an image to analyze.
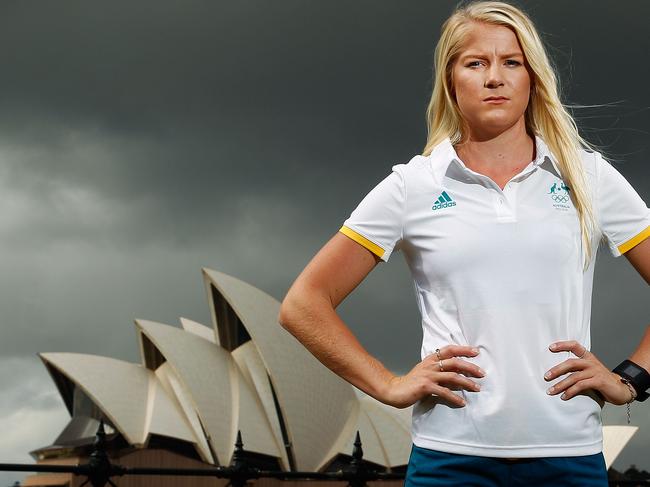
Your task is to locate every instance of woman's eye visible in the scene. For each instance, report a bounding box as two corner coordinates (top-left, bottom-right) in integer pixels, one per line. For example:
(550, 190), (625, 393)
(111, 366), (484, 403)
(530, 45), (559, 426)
(465, 60), (520, 68)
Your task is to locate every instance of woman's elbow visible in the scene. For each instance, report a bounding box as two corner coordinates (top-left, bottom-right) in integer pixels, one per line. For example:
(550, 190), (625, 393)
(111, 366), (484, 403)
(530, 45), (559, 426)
(278, 292), (301, 331)
(277, 301), (290, 330)
(278, 284), (325, 332)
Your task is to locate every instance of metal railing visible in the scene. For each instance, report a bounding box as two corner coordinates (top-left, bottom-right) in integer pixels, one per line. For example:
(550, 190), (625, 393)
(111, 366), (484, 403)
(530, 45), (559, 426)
(0, 421), (403, 487)
(1, 422), (647, 487)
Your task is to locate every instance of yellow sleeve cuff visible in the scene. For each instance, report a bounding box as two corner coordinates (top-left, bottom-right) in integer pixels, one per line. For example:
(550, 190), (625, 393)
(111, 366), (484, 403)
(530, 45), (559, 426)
(618, 225), (650, 254)
(339, 226), (385, 259)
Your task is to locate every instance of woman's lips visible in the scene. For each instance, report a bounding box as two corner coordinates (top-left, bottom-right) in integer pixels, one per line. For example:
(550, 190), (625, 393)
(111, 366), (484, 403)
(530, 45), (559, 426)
(484, 97), (508, 104)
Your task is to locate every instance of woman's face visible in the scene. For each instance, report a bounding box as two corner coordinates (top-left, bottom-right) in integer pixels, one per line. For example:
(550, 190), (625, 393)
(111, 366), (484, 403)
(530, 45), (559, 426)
(451, 21), (532, 140)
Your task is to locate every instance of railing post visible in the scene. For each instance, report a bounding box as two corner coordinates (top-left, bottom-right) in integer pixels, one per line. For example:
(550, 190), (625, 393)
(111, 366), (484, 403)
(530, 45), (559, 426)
(228, 430), (257, 487)
(344, 431), (367, 487)
(78, 419), (121, 487)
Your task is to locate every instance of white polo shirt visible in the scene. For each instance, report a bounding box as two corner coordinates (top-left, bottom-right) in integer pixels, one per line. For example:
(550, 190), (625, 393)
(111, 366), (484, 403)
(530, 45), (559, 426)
(339, 134), (650, 458)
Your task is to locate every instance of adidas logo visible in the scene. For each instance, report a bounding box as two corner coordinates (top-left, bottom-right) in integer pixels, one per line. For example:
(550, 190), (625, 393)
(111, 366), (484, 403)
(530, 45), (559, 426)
(432, 191), (457, 210)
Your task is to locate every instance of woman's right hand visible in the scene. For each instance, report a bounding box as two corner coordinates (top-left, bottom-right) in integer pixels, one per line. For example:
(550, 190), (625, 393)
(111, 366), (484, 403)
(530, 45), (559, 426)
(381, 345), (485, 409)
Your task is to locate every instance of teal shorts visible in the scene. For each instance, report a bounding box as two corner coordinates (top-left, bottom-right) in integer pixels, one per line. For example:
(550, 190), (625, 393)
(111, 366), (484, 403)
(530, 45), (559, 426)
(404, 444), (608, 487)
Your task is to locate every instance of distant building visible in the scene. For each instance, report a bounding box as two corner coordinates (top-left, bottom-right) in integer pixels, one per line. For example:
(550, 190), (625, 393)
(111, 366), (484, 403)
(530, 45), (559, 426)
(24, 269), (411, 487)
(608, 463), (650, 485)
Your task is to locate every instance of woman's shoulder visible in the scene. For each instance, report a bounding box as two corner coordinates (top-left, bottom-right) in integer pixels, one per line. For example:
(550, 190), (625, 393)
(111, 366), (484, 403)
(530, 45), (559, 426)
(576, 145), (622, 184)
(384, 153), (431, 179)
(396, 138), (455, 183)
(389, 153), (439, 193)
(398, 153), (431, 172)
(577, 146), (600, 178)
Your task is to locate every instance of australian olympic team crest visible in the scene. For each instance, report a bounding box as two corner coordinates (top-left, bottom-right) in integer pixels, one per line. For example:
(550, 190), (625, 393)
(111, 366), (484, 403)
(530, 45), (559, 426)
(548, 180), (572, 211)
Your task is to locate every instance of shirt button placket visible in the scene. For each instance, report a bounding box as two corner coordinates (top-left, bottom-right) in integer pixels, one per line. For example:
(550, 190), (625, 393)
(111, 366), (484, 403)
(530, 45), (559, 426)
(495, 193), (506, 217)
(499, 183), (517, 220)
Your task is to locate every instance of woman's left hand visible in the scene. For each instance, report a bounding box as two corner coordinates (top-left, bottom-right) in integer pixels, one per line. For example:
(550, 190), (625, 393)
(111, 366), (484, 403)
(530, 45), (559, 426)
(545, 340), (634, 406)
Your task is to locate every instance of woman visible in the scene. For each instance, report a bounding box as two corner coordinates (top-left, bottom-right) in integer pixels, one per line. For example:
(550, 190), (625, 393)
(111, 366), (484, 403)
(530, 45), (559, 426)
(278, 1), (650, 485)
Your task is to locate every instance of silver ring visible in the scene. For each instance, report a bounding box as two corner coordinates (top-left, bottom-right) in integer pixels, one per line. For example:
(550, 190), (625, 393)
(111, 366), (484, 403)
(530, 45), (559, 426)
(435, 348), (442, 361)
(438, 360), (445, 372)
(577, 349), (587, 359)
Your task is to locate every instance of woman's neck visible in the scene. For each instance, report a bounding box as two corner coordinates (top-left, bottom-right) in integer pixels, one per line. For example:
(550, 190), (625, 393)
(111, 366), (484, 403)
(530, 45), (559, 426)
(452, 125), (537, 191)
(454, 127), (536, 176)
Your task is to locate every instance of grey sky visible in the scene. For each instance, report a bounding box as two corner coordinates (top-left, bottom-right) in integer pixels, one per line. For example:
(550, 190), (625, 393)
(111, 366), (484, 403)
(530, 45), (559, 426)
(0, 1), (648, 484)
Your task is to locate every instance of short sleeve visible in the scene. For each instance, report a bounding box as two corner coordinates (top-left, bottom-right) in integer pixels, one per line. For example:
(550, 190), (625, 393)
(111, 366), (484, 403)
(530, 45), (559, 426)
(339, 164), (406, 262)
(595, 153), (650, 257)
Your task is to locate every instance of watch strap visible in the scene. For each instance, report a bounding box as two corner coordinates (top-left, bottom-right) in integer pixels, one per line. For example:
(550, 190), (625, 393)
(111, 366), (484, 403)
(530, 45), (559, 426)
(613, 359), (650, 402)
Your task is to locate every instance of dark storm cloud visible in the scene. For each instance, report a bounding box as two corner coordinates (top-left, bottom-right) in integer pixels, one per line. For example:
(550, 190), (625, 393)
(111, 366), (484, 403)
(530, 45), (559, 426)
(0, 0), (646, 478)
(0, 1), (442, 232)
(0, 0), (647, 242)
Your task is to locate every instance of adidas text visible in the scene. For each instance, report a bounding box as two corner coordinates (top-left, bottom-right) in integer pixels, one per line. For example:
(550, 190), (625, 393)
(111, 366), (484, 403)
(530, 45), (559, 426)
(432, 201), (457, 210)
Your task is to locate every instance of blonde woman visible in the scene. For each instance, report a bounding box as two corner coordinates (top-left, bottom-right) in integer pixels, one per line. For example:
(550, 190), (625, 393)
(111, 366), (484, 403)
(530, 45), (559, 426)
(279, 1), (650, 485)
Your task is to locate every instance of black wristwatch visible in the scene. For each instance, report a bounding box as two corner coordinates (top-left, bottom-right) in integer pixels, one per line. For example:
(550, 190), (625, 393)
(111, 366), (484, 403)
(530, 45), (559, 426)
(613, 359), (650, 402)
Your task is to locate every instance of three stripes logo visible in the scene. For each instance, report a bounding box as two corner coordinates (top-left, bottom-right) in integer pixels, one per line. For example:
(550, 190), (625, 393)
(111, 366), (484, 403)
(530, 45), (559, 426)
(432, 191), (457, 210)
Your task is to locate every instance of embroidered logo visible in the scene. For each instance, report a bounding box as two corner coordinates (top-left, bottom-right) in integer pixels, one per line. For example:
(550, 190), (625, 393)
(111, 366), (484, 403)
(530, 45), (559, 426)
(432, 191), (457, 210)
(548, 180), (571, 211)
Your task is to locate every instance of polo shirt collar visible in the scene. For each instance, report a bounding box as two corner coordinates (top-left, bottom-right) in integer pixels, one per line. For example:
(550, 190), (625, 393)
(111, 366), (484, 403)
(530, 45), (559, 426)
(430, 133), (561, 179)
(532, 135), (562, 175)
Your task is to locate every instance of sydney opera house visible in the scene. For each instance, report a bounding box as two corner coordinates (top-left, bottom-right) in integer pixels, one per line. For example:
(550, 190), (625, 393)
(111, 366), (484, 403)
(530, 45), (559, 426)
(23, 268), (636, 487)
(24, 269), (413, 487)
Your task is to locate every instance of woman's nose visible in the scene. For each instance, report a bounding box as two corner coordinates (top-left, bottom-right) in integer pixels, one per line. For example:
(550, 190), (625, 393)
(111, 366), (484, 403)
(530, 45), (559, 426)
(484, 66), (504, 88)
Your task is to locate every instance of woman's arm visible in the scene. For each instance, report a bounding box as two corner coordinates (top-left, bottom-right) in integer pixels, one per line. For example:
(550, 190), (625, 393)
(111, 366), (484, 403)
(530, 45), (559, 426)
(278, 232), (482, 408)
(545, 237), (650, 403)
(625, 237), (650, 370)
(625, 236), (650, 285)
(278, 232), (392, 401)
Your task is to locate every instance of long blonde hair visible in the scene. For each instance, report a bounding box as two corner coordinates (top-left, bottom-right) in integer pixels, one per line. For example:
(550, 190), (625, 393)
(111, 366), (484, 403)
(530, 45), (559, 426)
(423, 0), (598, 270)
